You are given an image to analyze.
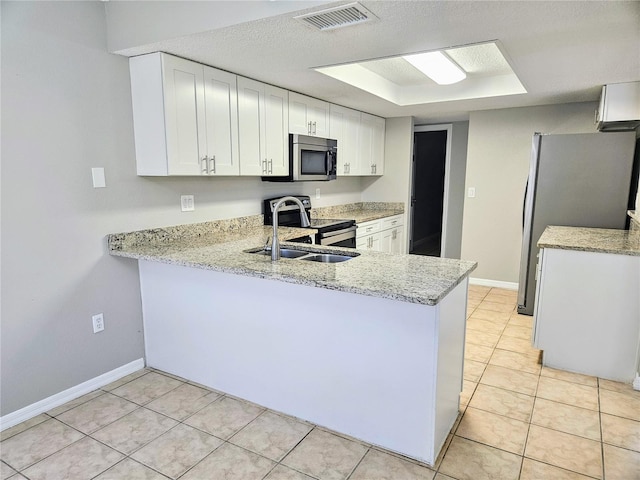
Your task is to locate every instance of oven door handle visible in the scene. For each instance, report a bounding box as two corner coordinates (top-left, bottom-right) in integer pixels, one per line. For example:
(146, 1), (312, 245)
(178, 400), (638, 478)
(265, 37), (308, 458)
(319, 225), (357, 238)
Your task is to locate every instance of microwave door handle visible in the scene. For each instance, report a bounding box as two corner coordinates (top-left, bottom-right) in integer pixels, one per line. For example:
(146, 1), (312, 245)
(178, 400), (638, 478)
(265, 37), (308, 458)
(326, 151), (331, 173)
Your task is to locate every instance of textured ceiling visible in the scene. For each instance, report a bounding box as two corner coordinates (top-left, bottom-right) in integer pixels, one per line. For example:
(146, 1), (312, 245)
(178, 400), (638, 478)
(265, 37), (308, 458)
(108, 1), (640, 124)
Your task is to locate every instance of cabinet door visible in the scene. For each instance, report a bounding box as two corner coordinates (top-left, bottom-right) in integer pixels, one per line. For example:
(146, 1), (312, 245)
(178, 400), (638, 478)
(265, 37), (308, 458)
(309, 101), (330, 137)
(371, 114), (385, 175)
(359, 113), (385, 175)
(162, 55), (207, 175)
(330, 105), (360, 176)
(237, 77), (266, 176)
(380, 229), (393, 253)
(289, 92), (330, 137)
(264, 85), (289, 176)
(390, 227), (405, 254)
(202, 66), (239, 175)
(289, 92), (311, 135)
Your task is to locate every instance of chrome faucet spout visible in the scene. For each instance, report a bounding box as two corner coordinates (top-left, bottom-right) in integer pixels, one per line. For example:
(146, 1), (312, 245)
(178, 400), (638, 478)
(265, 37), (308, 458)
(271, 196), (310, 261)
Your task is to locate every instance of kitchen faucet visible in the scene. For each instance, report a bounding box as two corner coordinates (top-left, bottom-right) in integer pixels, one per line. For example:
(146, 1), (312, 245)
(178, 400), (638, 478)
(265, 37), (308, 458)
(271, 196), (310, 261)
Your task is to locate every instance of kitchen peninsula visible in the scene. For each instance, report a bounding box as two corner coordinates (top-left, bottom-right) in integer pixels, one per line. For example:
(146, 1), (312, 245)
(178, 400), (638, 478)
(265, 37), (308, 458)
(533, 218), (640, 383)
(108, 211), (476, 465)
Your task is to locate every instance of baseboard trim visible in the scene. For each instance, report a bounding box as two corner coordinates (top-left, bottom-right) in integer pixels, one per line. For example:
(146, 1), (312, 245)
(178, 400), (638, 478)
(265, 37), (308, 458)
(0, 358), (145, 431)
(469, 277), (519, 291)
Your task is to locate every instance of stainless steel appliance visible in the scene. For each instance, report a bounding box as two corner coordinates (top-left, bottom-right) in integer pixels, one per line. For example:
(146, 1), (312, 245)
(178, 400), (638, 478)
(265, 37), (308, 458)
(517, 132), (636, 315)
(263, 195), (356, 248)
(263, 134), (337, 182)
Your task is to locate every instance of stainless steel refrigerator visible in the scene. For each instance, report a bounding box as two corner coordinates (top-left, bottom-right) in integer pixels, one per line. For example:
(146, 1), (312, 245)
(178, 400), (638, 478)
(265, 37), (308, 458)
(517, 132), (636, 315)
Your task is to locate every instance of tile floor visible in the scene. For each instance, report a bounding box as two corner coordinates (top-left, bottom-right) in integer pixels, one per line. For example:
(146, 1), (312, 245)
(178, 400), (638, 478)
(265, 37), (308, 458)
(1, 286), (639, 480)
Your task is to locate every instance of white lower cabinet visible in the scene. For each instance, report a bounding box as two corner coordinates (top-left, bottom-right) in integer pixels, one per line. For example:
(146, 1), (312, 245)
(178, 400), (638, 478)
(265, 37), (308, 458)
(237, 77), (289, 176)
(533, 247), (640, 382)
(129, 52), (239, 176)
(357, 215), (405, 253)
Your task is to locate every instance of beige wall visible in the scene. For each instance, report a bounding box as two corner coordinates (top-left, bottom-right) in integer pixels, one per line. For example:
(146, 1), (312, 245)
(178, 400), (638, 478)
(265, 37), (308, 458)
(461, 103), (599, 284)
(1, 1), (361, 416)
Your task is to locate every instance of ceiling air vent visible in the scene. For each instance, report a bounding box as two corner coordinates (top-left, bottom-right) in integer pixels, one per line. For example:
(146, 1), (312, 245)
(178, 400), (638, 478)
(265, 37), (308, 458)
(295, 3), (378, 31)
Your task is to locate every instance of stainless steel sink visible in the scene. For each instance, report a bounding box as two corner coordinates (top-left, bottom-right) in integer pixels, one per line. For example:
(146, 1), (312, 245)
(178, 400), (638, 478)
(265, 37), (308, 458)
(252, 248), (309, 259)
(300, 254), (355, 263)
(246, 246), (359, 263)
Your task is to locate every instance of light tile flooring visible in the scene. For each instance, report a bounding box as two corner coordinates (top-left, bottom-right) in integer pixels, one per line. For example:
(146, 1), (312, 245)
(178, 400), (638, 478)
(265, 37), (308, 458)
(2, 286), (640, 479)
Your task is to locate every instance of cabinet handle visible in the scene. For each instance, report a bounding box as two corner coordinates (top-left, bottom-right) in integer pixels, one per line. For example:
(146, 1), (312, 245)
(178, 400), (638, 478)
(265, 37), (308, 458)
(392, 230), (397, 240)
(312, 121), (317, 135)
(347, 163), (350, 174)
(308, 121), (312, 135)
(268, 158), (273, 174)
(209, 155), (216, 174)
(201, 156), (208, 174)
(262, 159), (268, 175)
(594, 109), (599, 124)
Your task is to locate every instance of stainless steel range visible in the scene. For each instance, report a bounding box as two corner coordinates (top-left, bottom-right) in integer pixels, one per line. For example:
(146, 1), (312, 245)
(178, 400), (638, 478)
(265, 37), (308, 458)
(263, 196), (357, 248)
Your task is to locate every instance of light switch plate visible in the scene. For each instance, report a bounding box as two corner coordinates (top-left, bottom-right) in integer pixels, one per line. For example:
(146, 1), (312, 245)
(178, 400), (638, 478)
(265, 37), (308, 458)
(181, 195), (195, 212)
(91, 168), (106, 188)
(467, 187), (476, 198)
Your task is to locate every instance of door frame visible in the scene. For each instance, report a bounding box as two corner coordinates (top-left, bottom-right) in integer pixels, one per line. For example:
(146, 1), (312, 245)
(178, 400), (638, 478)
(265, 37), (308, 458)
(410, 124), (452, 257)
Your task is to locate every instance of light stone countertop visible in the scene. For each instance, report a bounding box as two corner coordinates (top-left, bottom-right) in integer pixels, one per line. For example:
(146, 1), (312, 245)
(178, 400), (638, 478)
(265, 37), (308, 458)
(538, 225), (640, 256)
(108, 215), (476, 306)
(311, 202), (405, 224)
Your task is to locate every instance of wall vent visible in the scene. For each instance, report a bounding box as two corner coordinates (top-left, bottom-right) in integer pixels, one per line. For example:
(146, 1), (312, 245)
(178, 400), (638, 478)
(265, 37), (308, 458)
(295, 3), (378, 31)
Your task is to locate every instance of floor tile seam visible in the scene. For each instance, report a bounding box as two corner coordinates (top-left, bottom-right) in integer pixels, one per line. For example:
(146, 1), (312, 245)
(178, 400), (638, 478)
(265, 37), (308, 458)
(178, 392), (229, 426)
(599, 409), (640, 424)
(533, 393), (600, 413)
(47, 390), (106, 418)
(521, 457), (602, 480)
(12, 431), (90, 475)
(0, 413), (54, 442)
(143, 390), (221, 421)
(522, 447), (604, 480)
(89, 457), (171, 480)
(538, 374), (599, 389)
(366, 443), (437, 471)
(221, 403), (270, 444)
(464, 400), (534, 424)
(100, 369), (153, 393)
(527, 417), (602, 443)
(598, 385), (640, 398)
(449, 434), (526, 463)
(462, 405), (532, 433)
(343, 445), (371, 480)
(107, 381), (186, 408)
(86, 407), (182, 458)
(158, 434), (227, 480)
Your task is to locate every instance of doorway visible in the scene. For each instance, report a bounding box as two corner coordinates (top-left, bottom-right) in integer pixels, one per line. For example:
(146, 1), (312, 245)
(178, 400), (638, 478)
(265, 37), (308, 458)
(410, 125), (451, 257)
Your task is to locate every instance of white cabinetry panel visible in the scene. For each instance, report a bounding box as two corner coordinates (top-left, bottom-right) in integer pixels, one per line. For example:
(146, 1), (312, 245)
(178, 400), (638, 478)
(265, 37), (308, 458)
(129, 52), (239, 176)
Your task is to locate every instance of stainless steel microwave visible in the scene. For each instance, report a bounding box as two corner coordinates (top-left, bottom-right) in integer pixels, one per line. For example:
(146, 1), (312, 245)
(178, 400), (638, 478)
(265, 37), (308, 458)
(263, 134), (337, 182)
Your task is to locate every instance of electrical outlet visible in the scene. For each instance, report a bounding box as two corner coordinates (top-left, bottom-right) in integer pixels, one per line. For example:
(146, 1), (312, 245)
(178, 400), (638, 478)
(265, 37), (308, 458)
(92, 313), (104, 333)
(315, 188), (321, 199)
(181, 195), (195, 212)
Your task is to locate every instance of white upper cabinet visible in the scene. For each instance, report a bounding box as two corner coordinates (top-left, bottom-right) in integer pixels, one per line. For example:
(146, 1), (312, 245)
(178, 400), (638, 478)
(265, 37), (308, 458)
(237, 77), (289, 176)
(289, 92), (330, 137)
(330, 104), (360, 176)
(202, 66), (240, 175)
(358, 113), (385, 176)
(129, 52), (239, 176)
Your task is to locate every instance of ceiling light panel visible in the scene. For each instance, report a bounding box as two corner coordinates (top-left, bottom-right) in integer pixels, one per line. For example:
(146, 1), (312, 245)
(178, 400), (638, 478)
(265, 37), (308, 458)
(314, 41), (526, 106)
(403, 51), (467, 85)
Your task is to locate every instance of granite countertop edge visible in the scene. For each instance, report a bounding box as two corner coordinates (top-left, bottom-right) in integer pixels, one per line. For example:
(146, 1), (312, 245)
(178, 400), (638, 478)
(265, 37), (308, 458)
(537, 225), (640, 257)
(108, 215), (477, 306)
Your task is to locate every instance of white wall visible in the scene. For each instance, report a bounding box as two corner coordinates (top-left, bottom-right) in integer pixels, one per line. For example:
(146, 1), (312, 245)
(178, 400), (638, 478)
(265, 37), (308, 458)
(460, 103), (598, 283)
(0, 1), (361, 416)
